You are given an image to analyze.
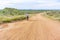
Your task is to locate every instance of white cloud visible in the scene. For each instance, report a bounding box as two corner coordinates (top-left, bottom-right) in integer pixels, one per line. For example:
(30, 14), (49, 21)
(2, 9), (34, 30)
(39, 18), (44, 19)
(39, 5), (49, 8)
(0, 0), (59, 4)
(0, 0), (60, 9)
(0, 0), (59, 5)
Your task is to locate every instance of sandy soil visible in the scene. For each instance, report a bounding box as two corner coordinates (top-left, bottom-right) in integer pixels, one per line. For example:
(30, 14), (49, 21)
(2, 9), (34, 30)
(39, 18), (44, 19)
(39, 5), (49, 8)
(0, 14), (60, 40)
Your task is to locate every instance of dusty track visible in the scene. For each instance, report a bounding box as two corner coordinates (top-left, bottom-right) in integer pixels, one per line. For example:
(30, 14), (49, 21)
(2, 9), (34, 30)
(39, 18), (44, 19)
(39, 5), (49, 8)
(0, 14), (60, 40)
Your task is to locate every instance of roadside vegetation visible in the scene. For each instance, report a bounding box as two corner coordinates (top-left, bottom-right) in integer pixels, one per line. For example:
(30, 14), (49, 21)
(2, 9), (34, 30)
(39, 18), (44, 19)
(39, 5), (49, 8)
(0, 8), (42, 23)
(1, 8), (60, 23)
(43, 10), (60, 21)
(0, 8), (60, 23)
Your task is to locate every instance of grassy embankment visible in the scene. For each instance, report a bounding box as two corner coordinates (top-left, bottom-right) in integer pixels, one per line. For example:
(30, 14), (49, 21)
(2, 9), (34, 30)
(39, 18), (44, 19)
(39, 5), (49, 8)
(42, 10), (60, 21)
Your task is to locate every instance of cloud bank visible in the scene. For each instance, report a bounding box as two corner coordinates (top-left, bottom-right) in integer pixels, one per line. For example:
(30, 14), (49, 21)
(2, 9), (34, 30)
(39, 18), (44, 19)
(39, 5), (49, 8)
(0, 0), (60, 9)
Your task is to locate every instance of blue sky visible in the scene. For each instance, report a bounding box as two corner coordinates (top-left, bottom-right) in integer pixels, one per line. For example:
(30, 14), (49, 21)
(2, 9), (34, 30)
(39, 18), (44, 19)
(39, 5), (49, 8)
(0, 0), (60, 9)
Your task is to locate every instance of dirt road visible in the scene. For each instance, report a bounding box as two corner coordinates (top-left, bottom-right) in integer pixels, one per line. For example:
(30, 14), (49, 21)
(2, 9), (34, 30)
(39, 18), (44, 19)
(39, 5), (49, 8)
(0, 14), (60, 40)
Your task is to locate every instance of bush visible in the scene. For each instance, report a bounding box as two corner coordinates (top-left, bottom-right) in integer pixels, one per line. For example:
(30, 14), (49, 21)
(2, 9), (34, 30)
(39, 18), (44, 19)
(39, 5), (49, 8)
(0, 15), (26, 23)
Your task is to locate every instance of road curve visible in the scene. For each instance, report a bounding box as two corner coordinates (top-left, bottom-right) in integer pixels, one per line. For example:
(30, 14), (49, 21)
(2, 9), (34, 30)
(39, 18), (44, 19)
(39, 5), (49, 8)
(0, 14), (60, 40)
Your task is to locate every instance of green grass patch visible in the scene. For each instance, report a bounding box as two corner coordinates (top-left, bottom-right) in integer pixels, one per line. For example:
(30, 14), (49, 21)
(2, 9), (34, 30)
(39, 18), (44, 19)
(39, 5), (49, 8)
(0, 15), (26, 23)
